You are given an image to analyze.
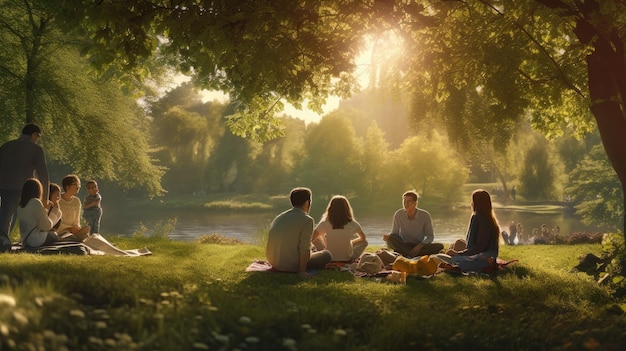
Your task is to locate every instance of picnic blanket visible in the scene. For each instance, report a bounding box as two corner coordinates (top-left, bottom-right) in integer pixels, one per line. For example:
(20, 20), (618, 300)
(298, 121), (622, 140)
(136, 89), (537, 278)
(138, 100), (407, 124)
(10, 234), (151, 256)
(245, 259), (276, 272)
(438, 257), (519, 275)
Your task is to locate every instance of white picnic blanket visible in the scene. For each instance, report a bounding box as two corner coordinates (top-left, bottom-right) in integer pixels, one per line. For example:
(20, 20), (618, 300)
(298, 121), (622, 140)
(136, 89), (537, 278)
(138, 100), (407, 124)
(83, 234), (151, 256)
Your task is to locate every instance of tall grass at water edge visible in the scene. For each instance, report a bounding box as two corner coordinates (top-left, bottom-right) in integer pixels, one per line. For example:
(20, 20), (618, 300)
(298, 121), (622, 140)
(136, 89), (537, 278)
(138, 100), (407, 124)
(1, 236), (625, 351)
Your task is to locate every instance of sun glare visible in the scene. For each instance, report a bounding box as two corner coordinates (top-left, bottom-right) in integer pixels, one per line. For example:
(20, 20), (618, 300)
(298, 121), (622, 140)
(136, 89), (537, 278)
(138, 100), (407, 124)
(170, 33), (405, 125)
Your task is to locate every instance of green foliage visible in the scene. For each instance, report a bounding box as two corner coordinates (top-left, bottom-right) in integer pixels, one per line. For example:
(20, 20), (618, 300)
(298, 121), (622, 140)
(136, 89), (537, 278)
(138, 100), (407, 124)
(575, 232), (626, 297)
(203, 201), (272, 211)
(150, 218), (177, 238)
(131, 219), (176, 239)
(565, 145), (624, 228)
(387, 132), (467, 204)
(0, 0), (165, 196)
(197, 233), (244, 245)
(359, 122), (391, 200)
(519, 137), (557, 200)
(602, 232), (626, 295)
(295, 111), (362, 197)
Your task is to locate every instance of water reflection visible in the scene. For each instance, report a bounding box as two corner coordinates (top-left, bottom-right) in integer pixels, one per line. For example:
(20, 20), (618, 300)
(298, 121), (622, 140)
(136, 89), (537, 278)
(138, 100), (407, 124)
(102, 206), (605, 246)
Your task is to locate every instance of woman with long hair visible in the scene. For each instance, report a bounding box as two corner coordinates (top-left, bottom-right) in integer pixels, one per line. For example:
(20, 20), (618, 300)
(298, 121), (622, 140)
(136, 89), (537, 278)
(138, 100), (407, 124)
(445, 189), (500, 272)
(17, 178), (63, 247)
(312, 195), (368, 262)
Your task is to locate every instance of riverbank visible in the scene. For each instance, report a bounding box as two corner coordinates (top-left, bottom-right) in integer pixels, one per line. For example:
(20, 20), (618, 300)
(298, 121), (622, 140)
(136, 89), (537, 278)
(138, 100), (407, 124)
(101, 191), (601, 247)
(1, 238), (623, 350)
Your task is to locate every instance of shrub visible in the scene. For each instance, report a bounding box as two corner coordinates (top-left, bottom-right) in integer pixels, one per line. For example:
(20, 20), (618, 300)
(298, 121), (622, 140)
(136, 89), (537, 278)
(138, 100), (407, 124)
(555, 231), (604, 245)
(197, 233), (244, 245)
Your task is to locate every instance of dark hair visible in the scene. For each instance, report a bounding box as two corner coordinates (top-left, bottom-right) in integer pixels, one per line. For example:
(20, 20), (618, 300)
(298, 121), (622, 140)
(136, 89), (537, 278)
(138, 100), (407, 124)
(403, 190), (419, 202)
(21, 123), (41, 136)
(323, 195), (354, 229)
(471, 189), (500, 242)
(290, 187), (312, 207)
(61, 174), (80, 192)
(19, 178), (42, 207)
(49, 183), (61, 200)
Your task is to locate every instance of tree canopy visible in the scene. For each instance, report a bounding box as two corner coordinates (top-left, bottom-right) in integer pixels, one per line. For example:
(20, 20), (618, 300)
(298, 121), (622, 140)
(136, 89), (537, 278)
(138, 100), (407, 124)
(28, 0), (626, 232)
(0, 0), (165, 196)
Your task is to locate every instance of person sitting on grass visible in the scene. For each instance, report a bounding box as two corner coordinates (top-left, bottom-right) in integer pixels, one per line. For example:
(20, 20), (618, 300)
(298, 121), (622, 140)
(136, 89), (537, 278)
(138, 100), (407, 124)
(265, 187), (332, 277)
(57, 174), (90, 241)
(17, 178), (64, 247)
(444, 189), (500, 272)
(312, 195), (368, 262)
(383, 190), (444, 257)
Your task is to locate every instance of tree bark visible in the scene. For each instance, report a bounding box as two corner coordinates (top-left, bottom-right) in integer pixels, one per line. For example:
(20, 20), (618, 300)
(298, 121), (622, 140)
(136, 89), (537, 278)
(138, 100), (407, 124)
(573, 7), (626, 235)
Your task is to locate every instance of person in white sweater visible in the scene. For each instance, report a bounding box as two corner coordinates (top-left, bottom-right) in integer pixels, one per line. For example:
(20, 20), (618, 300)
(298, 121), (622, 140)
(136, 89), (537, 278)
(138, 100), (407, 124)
(17, 178), (63, 247)
(57, 174), (90, 241)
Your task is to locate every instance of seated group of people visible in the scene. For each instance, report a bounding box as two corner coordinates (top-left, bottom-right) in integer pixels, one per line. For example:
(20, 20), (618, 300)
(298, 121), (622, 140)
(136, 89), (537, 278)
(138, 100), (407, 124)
(11, 174), (139, 257)
(503, 221), (559, 245)
(18, 175), (99, 247)
(265, 188), (502, 277)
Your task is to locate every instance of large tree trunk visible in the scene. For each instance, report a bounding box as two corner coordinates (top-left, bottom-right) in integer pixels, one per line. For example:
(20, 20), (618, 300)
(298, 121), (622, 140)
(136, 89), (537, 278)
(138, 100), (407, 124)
(574, 12), (626, 235)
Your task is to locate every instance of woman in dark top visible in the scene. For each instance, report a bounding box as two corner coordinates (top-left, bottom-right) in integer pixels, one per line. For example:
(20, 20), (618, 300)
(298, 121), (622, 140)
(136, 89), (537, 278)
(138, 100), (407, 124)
(445, 189), (501, 272)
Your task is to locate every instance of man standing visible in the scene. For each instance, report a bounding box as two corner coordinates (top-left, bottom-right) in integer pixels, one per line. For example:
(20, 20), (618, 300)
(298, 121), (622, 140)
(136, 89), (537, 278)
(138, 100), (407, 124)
(383, 190), (444, 257)
(0, 123), (50, 252)
(266, 187), (332, 277)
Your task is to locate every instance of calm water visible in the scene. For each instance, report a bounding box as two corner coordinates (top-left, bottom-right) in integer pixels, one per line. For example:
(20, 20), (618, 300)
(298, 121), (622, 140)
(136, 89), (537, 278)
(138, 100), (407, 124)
(101, 205), (605, 246)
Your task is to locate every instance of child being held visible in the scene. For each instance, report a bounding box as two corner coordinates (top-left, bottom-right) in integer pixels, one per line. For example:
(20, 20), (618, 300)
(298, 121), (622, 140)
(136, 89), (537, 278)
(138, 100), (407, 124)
(83, 180), (103, 234)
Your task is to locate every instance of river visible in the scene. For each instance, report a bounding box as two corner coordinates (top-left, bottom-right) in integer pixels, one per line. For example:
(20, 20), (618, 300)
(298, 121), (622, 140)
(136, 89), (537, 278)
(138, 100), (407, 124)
(101, 205), (605, 246)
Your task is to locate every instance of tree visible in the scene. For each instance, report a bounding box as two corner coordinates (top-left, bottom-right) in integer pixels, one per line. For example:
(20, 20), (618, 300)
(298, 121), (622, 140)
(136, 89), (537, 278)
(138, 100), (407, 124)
(519, 138), (557, 200)
(150, 83), (225, 193)
(294, 111), (361, 198)
(0, 0), (164, 196)
(566, 144), (624, 228)
(359, 122), (391, 201)
(45, 0), (626, 233)
(386, 132), (467, 205)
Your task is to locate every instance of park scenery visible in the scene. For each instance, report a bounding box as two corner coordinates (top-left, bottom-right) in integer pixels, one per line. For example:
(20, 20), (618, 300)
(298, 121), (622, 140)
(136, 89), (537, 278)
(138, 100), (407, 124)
(1, 1), (626, 350)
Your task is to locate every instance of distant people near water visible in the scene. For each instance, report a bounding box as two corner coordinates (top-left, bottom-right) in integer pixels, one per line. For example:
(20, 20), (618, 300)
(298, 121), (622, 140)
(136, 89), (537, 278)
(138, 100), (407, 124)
(445, 189), (501, 272)
(551, 225), (560, 239)
(265, 187), (332, 277)
(510, 186), (516, 201)
(502, 220), (517, 245)
(516, 222), (524, 244)
(383, 190), (444, 258)
(83, 179), (103, 234)
(531, 224), (550, 244)
(312, 195), (368, 262)
(526, 227), (540, 244)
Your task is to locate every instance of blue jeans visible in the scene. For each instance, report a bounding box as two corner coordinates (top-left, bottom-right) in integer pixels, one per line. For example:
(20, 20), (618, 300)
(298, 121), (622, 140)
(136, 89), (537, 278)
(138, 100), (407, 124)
(84, 209), (102, 234)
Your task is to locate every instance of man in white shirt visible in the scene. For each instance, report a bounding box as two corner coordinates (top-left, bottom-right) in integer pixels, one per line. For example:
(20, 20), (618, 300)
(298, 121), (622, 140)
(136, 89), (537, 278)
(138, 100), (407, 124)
(383, 190), (444, 257)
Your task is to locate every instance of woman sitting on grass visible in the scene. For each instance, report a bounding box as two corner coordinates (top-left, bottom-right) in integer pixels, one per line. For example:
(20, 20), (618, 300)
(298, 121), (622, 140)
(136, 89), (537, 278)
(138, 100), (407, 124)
(57, 174), (150, 256)
(17, 178), (65, 247)
(445, 189), (500, 272)
(312, 195), (368, 262)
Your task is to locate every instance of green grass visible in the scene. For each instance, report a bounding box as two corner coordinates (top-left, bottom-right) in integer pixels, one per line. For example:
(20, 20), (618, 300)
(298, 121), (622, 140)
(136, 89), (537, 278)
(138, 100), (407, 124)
(1, 238), (625, 351)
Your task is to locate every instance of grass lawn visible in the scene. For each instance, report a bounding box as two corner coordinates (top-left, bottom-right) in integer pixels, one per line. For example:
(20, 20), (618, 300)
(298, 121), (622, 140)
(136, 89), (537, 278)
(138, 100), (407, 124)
(1, 237), (625, 351)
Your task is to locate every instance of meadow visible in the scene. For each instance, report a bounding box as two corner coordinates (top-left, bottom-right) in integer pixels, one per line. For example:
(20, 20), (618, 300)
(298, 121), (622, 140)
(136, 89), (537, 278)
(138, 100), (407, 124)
(1, 237), (625, 351)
